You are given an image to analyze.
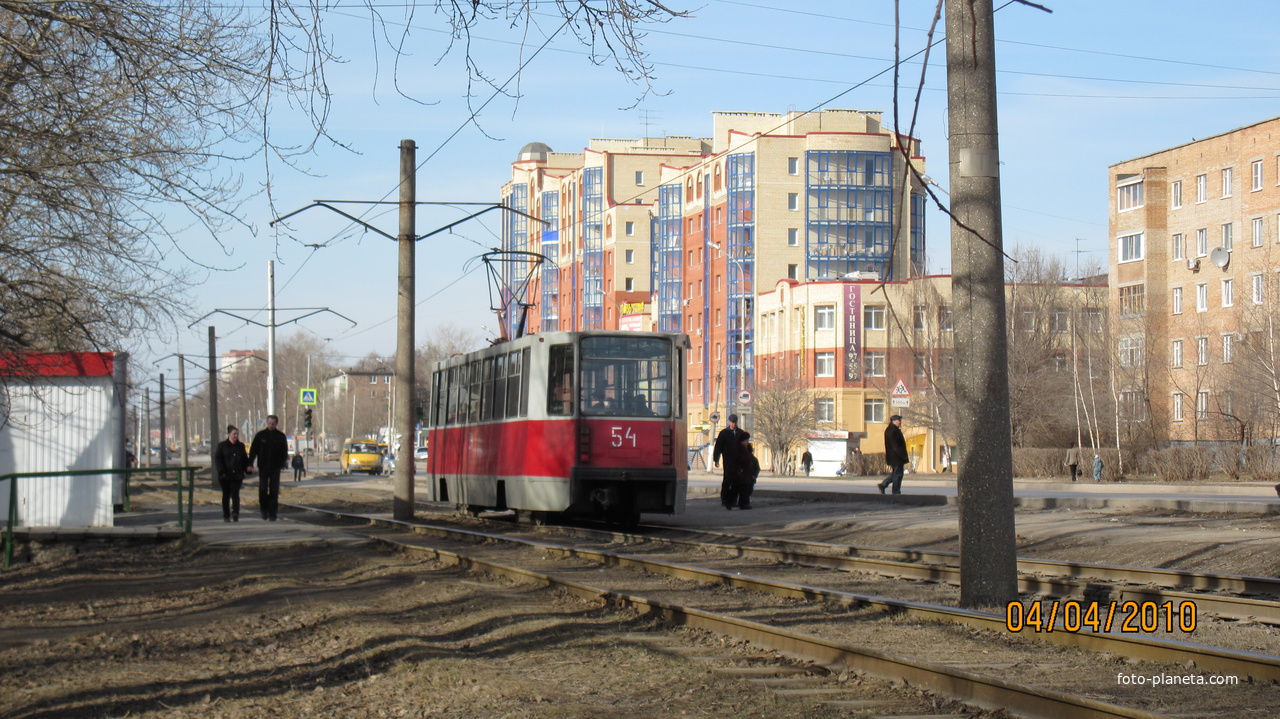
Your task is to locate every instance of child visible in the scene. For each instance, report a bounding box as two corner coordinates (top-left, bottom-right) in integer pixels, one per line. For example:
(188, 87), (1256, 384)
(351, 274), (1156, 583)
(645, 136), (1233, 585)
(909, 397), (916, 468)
(1092, 453), (1104, 482)
(736, 433), (760, 510)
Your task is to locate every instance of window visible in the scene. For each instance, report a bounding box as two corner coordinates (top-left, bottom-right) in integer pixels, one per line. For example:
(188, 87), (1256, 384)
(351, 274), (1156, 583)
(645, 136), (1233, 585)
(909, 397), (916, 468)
(788, 227), (799, 246)
(1196, 336), (1208, 365)
(1196, 228), (1208, 256)
(938, 306), (954, 331)
(864, 305), (885, 331)
(1195, 283), (1208, 312)
(1119, 232), (1143, 262)
(634, 170), (644, 185)
(788, 193), (800, 211)
(815, 352), (835, 377)
(1019, 310), (1037, 332)
(1222, 167), (1233, 197)
(1196, 173), (1207, 202)
(1172, 392), (1184, 422)
(1119, 336), (1144, 368)
(1171, 286), (1183, 314)
(815, 305), (835, 330)
(788, 264), (798, 280)
(1119, 284), (1145, 316)
(1171, 180), (1183, 209)
(1120, 390), (1146, 421)
(1051, 308), (1069, 333)
(815, 398), (835, 423)
(1083, 307), (1104, 332)
(1254, 274), (1265, 304)
(1253, 218), (1264, 247)
(368, 375), (378, 384)
(1197, 390), (1209, 419)
(624, 222), (635, 237)
(1171, 339), (1183, 368)
(1117, 179), (1144, 211)
(1222, 223), (1233, 251)
(788, 156), (799, 175)
(914, 354), (928, 377)
(1222, 278), (1234, 307)
(1171, 233), (1184, 260)
(913, 306), (927, 331)
(625, 277), (634, 292)
(624, 249), (634, 263)
(1253, 159), (1264, 191)
(864, 397), (885, 423)
(1223, 334), (1234, 364)
(864, 352), (885, 377)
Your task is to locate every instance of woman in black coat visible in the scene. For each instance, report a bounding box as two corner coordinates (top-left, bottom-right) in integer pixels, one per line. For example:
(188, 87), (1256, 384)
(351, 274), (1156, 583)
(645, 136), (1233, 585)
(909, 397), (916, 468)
(212, 425), (252, 522)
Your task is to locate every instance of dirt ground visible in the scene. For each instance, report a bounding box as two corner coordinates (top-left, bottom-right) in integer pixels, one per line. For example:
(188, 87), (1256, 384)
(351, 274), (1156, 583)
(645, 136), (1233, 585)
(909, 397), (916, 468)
(3, 485), (1279, 718)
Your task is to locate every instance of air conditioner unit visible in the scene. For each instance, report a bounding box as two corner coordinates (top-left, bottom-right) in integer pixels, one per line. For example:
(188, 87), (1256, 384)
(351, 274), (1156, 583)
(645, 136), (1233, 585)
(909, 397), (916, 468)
(695, 328), (702, 336)
(1186, 258), (1201, 272)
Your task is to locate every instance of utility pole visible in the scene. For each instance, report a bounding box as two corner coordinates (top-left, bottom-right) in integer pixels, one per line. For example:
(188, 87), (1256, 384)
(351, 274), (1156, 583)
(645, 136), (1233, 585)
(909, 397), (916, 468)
(393, 139), (416, 520)
(209, 327), (219, 451)
(178, 358), (189, 470)
(266, 260), (277, 418)
(144, 387), (152, 468)
(158, 374), (167, 481)
(945, 0), (1018, 607)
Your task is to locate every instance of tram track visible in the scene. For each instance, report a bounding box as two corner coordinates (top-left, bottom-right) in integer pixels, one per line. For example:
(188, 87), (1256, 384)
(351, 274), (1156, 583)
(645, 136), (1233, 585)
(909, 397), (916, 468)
(278, 502), (1280, 718)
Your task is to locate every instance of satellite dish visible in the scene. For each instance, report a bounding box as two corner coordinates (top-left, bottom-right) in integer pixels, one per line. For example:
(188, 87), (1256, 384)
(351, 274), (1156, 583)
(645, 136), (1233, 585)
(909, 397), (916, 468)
(1209, 247), (1231, 270)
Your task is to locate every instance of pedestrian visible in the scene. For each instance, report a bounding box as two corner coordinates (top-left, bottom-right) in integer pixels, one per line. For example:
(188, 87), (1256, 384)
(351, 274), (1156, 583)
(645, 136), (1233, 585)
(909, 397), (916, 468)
(736, 433), (759, 510)
(291, 451), (306, 481)
(712, 413), (747, 509)
(940, 447), (951, 473)
(248, 414), (290, 521)
(877, 415), (908, 494)
(1064, 441), (1082, 482)
(212, 425), (252, 522)
(800, 449), (813, 477)
(1092, 453), (1104, 482)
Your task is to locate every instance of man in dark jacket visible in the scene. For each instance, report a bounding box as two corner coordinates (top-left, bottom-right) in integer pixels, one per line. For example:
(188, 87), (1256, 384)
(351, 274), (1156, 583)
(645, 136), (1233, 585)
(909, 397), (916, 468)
(712, 414), (746, 509)
(248, 414), (290, 521)
(877, 414), (909, 494)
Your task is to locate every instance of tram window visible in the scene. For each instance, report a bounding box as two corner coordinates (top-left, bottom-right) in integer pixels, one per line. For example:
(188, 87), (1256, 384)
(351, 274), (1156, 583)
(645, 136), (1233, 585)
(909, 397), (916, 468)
(580, 336), (673, 417)
(505, 350), (521, 417)
(491, 355), (507, 420)
(518, 348), (530, 416)
(547, 344), (574, 416)
(468, 361), (482, 423)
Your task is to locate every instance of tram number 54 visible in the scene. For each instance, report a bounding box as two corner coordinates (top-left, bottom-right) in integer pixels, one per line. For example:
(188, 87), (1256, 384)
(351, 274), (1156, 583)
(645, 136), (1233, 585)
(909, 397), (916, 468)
(610, 426), (637, 448)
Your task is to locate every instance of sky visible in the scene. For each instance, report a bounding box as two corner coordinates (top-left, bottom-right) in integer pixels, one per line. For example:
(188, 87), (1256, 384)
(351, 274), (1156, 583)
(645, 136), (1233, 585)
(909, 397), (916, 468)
(148, 0), (1280, 383)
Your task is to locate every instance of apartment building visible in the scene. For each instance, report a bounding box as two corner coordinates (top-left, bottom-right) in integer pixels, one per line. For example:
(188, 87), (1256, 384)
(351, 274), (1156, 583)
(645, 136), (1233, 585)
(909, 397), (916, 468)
(1109, 115), (1280, 445)
(500, 109), (929, 433)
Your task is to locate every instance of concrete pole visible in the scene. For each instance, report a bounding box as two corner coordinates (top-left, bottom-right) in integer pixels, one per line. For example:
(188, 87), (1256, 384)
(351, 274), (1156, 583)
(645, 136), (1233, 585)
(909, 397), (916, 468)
(208, 327), (219, 452)
(267, 260), (277, 418)
(945, 0), (1018, 608)
(158, 374), (167, 481)
(393, 139), (417, 520)
(144, 387), (152, 468)
(178, 357), (189, 470)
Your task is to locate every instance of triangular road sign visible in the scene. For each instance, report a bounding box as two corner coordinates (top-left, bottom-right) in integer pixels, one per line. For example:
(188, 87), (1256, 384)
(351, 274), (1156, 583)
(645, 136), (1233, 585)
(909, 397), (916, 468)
(890, 379), (910, 397)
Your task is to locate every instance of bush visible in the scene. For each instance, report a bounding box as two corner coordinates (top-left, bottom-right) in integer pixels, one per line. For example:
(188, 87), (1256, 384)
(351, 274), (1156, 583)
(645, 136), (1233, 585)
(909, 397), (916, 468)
(844, 451), (885, 477)
(1144, 446), (1214, 482)
(1013, 447), (1124, 481)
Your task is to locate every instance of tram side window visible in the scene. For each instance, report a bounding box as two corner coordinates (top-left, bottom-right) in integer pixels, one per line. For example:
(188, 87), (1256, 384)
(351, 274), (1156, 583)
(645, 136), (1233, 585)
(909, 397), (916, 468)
(547, 344), (574, 416)
(468, 361), (483, 423)
(519, 348), (530, 416)
(505, 350), (522, 418)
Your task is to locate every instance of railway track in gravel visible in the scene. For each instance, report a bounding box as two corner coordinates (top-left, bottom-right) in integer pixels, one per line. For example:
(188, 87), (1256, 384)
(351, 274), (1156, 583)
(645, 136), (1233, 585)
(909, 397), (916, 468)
(277, 501), (1280, 719)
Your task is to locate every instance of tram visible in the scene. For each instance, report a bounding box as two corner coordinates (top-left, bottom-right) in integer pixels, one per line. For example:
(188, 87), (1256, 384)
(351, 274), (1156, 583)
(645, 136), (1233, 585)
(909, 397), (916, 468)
(425, 331), (689, 523)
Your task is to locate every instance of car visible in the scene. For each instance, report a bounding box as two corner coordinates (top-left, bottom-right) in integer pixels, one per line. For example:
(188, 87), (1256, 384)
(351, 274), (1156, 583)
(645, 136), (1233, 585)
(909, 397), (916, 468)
(414, 446), (428, 461)
(384, 454), (396, 475)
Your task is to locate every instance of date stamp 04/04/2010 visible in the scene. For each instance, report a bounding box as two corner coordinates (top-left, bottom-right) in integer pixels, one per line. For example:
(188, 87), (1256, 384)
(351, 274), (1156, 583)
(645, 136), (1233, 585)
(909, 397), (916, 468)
(1005, 600), (1198, 634)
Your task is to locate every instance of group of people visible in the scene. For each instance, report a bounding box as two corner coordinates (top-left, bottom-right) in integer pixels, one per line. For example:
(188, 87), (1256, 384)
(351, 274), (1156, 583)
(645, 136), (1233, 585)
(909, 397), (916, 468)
(212, 414), (305, 523)
(712, 414), (759, 509)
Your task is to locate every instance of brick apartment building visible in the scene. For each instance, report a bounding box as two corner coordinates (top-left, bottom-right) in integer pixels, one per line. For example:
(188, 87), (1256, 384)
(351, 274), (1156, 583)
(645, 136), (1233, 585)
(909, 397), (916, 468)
(500, 110), (930, 456)
(1109, 115), (1280, 445)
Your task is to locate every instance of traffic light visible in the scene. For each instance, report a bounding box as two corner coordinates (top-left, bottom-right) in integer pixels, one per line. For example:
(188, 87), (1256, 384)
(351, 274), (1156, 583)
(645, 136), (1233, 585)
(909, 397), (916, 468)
(304, 408), (313, 429)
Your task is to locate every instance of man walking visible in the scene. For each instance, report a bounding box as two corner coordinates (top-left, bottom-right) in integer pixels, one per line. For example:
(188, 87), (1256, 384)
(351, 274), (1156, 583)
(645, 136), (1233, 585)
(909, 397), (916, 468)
(248, 414), (290, 521)
(800, 449), (813, 477)
(712, 414), (746, 509)
(877, 414), (908, 495)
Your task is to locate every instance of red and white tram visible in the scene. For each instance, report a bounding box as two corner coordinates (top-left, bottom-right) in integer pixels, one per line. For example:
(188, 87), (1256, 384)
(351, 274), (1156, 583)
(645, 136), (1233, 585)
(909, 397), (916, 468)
(426, 331), (689, 523)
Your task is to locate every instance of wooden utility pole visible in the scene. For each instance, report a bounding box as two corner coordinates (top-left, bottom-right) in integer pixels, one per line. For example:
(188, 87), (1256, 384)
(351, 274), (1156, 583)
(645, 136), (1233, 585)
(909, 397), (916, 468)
(945, 0), (1018, 607)
(208, 327), (219, 450)
(393, 139), (416, 520)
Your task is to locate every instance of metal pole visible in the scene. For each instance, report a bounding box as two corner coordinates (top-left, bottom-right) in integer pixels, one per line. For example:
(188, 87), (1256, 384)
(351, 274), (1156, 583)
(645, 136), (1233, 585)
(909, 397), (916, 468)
(945, 0), (1018, 607)
(178, 357), (189, 471)
(393, 139), (416, 520)
(144, 387), (152, 468)
(208, 327), (219, 457)
(159, 374), (168, 487)
(267, 260), (277, 417)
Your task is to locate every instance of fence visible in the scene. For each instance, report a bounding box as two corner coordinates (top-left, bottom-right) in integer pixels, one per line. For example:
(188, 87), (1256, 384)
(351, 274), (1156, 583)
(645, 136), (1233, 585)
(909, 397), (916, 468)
(2, 465), (198, 569)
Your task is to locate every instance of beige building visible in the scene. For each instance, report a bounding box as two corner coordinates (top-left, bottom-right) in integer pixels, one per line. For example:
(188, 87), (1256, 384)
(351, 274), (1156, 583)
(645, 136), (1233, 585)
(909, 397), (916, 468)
(1109, 115), (1280, 445)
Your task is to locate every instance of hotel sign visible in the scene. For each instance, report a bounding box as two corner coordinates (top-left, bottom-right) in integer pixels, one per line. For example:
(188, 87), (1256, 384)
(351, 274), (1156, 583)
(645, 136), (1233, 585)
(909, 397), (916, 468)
(843, 284), (861, 381)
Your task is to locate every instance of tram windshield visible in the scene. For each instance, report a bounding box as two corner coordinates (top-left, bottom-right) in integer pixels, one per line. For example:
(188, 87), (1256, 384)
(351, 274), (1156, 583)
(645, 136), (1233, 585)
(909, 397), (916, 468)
(579, 335), (674, 417)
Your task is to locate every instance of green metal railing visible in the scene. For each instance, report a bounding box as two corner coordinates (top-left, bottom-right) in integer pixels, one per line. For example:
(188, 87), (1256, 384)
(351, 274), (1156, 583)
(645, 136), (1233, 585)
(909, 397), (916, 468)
(2, 465), (198, 568)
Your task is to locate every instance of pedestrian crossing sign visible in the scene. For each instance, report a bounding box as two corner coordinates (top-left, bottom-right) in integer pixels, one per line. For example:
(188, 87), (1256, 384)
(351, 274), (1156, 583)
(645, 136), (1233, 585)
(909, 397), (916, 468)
(890, 379), (910, 397)
(300, 388), (317, 406)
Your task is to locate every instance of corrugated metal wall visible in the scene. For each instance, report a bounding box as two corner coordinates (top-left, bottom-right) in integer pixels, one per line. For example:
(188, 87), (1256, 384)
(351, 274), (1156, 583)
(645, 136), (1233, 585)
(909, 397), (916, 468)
(0, 375), (119, 526)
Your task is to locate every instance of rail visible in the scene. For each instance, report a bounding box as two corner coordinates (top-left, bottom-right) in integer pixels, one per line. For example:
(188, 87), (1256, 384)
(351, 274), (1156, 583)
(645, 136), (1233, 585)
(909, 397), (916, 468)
(2, 465), (199, 568)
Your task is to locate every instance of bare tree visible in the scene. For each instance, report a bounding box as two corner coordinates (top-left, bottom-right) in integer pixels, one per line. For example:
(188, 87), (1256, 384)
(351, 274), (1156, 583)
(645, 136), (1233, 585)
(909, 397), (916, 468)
(750, 372), (829, 474)
(0, 0), (682, 383)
